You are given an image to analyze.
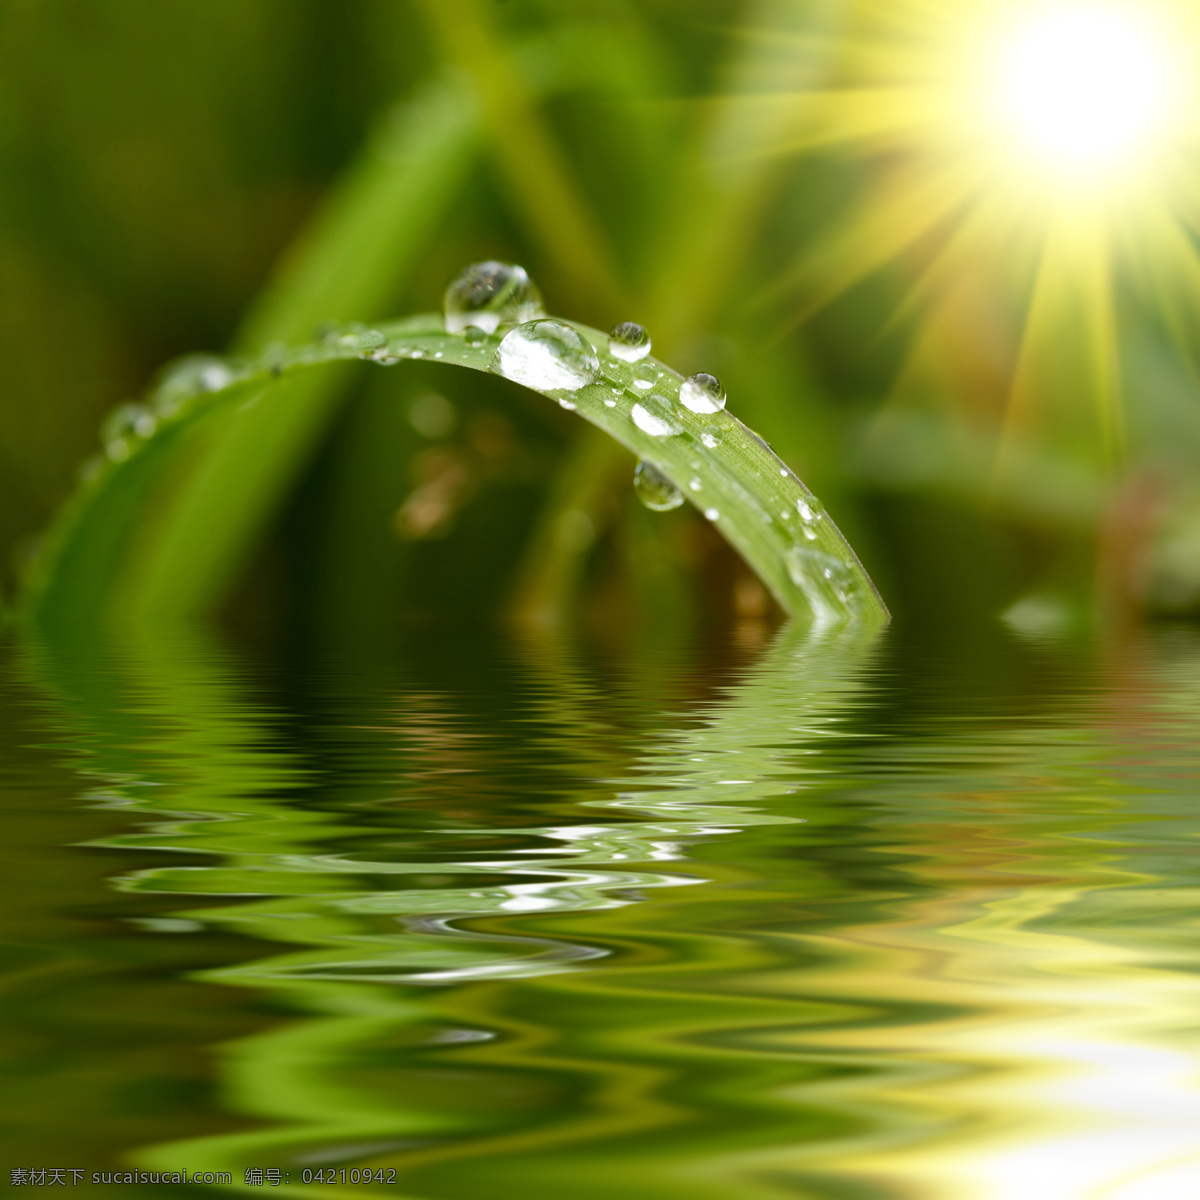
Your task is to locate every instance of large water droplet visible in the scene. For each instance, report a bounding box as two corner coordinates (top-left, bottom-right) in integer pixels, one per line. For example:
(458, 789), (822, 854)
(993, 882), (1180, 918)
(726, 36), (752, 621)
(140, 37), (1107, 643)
(679, 372), (726, 414)
(444, 262), (543, 335)
(631, 397), (681, 438)
(492, 320), (599, 393)
(608, 321), (651, 362)
(633, 462), (683, 512)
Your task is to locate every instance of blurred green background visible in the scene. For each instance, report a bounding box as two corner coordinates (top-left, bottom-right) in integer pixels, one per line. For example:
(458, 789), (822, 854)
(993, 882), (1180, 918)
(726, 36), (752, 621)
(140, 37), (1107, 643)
(3, 0), (1199, 641)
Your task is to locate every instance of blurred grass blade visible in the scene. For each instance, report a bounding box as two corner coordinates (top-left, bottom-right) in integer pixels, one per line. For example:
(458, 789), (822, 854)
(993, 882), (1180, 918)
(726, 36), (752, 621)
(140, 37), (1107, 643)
(23, 318), (888, 630)
(646, 0), (845, 341)
(415, 0), (626, 314)
(116, 77), (480, 623)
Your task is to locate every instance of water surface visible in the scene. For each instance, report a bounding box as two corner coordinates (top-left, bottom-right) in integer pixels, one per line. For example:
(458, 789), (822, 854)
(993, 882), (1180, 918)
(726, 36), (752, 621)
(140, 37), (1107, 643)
(2, 621), (1198, 1199)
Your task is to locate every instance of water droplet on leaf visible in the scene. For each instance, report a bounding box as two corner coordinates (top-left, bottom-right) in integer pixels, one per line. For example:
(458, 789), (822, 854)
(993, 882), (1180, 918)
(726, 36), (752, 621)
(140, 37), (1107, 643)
(631, 398), (680, 438)
(463, 325), (488, 347)
(786, 547), (860, 606)
(679, 372), (726, 414)
(356, 330), (387, 357)
(631, 362), (658, 390)
(444, 261), (543, 334)
(152, 355), (238, 417)
(797, 496), (824, 523)
(634, 461), (683, 511)
(101, 403), (154, 445)
(795, 496), (824, 540)
(492, 320), (599, 392)
(608, 321), (651, 362)
(701, 431), (721, 449)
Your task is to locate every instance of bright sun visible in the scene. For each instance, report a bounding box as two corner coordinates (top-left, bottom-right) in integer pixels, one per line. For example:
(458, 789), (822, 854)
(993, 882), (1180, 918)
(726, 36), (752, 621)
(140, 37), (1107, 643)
(991, 5), (1178, 181)
(742, 0), (1200, 460)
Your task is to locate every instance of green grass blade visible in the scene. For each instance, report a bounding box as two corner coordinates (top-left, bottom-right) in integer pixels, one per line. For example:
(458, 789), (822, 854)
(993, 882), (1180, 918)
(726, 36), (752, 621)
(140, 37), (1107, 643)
(22, 317), (888, 629)
(509, 0), (848, 620)
(116, 77), (480, 623)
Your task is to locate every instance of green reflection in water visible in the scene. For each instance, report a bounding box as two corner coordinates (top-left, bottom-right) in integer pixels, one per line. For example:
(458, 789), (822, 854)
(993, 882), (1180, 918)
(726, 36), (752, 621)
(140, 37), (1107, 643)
(8, 624), (1200, 1199)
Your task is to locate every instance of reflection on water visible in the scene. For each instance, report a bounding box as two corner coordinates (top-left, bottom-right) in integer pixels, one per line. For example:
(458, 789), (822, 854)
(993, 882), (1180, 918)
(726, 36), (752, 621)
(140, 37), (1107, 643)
(2, 621), (1199, 1198)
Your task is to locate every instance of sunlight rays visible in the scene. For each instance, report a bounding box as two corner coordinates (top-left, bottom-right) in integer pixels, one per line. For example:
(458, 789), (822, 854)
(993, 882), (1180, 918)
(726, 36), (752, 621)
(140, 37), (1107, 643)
(732, 0), (1200, 468)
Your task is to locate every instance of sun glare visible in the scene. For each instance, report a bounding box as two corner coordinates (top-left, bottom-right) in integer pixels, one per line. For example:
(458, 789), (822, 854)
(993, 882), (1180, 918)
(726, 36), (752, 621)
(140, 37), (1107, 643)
(990, 5), (1178, 181)
(745, 0), (1200, 461)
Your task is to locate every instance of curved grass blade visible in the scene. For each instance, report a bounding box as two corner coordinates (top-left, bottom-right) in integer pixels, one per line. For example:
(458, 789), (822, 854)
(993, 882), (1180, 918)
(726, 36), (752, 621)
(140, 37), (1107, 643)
(21, 317), (889, 630)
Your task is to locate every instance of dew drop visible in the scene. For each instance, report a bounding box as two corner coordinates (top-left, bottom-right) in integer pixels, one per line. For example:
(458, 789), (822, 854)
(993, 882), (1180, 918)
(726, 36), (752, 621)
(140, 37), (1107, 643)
(679, 372), (726, 414)
(631, 398), (680, 438)
(101, 403), (155, 445)
(444, 261), (544, 335)
(357, 329), (387, 357)
(688, 478), (702, 491)
(153, 355), (237, 416)
(704, 508), (720, 522)
(797, 496), (824, 524)
(463, 325), (488, 347)
(631, 362), (658, 390)
(700, 431), (721, 449)
(796, 496), (825, 541)
(492, 320), (599, 393)
(786, 547), (861, 607)
(558, 398), (577, 410)
(604, 397), (617, 408)
(633, 462), (684, 512)
(608, 321), (651, 362)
